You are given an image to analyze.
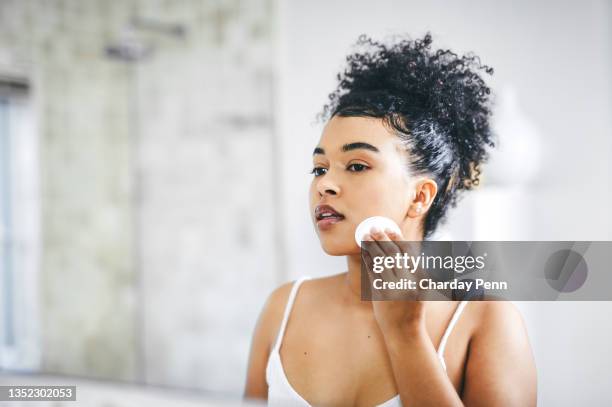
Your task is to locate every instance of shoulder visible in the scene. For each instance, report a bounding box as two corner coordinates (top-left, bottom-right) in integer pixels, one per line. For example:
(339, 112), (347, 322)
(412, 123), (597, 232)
(462, 300), (530, 349)
(258, 275), (340, 347)
(265, 280), (296, 315)
(461, 301), (537, 406)
(265, 276), (325, 311)
(243, 280), (299, 398)
(470, 301), (528, 337)
(258, 278), (311, 350)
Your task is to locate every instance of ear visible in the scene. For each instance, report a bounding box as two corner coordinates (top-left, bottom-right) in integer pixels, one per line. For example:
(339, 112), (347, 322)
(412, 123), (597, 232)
(407, 178), (437, 218)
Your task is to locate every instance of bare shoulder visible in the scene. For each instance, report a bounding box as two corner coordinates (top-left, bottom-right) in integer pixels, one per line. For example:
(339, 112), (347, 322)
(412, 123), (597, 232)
(243, 279), (303, 399)
(266, 280), (295, 311)
(469, 299), (524, 319)
(259, 274), (344, 345)
(244, 274), (357, 400)
(461, 301), (537, 407)
(469, 301), (528, 337)
(261, 280), (298, 347)
(261, 277), (329, 343)
(465, 301), (531, 357)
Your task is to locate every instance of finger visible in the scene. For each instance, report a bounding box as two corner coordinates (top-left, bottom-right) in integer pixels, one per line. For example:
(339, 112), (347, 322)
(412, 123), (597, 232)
(362, 232), (387, 266)
(361, 249), (374, 275)
(361, 239), (384, 281)
(361, 243), (373, 266)
(368, 228), (408, 282)
(394, 239), (422, 258)
(369, 227), (403, 260)
(385, 228), (404, 241)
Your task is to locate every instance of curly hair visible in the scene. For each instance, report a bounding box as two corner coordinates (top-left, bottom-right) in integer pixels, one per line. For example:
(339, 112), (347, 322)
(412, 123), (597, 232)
(319, 33), (496, 239)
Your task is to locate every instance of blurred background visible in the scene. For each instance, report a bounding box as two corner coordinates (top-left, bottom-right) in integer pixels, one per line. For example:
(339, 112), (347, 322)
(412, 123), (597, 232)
(0, 0), (611, 406)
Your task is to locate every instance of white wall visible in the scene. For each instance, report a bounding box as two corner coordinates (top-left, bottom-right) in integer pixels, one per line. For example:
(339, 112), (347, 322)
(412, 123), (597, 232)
(277, 0), (612, 405)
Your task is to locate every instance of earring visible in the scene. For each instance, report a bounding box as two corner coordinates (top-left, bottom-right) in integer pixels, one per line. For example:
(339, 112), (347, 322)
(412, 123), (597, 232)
(416, 205), (422, 213)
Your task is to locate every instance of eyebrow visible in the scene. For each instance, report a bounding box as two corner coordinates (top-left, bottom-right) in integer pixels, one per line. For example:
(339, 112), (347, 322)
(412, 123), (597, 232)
(312, 142), (380, 156)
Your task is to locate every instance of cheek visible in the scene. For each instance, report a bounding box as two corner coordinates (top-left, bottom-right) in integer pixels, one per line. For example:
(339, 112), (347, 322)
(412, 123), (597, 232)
(355, 176), (410, 214)
(358, 179), (399, 201)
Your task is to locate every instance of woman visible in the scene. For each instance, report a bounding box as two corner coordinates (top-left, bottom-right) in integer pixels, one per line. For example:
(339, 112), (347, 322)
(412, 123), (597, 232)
(244, 33), (537, 406)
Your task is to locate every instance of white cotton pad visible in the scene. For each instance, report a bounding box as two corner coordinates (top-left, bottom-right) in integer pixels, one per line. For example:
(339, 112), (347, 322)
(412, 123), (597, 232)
(354, 216), (402, 247)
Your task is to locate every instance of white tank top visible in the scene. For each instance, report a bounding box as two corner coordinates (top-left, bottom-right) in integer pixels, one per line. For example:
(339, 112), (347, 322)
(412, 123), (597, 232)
(266, 276), (468, 407)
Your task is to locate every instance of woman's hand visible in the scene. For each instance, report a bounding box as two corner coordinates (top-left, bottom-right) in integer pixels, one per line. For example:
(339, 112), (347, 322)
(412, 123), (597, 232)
(362, 227), (427, 336)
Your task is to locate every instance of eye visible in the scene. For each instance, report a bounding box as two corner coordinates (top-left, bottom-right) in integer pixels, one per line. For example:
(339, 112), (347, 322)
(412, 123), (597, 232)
(347, 163), (369, 172)
(310, 166), (327, 177)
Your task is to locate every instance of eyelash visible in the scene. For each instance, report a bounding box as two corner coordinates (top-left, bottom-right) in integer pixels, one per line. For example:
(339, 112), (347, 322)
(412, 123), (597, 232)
(309, 163), (370, 177)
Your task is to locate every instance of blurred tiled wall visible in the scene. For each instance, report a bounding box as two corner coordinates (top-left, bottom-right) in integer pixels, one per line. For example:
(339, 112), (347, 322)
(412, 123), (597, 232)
(0, 0), (279, 394)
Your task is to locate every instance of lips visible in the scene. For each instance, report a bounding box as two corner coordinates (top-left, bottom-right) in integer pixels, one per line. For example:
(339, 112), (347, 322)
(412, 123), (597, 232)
(315, 204), (345, 230)
(315, 204), (345, 221)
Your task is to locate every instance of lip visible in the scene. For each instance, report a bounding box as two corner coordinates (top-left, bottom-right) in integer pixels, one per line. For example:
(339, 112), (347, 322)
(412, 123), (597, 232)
(315, 204), (345, 231)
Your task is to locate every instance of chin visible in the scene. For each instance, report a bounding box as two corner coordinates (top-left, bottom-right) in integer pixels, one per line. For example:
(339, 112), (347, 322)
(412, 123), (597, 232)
(318, 238), (360, 256)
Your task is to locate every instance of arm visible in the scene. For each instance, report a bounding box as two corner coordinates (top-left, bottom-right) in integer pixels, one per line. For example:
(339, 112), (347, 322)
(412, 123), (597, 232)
(364, 228), (536, 406)
(383, 316), (464, 407)
(364, 227), (464, 406)
(382, 301), (537, 407)
(461, 301), (537, 406)
(243, 282), (293, 401)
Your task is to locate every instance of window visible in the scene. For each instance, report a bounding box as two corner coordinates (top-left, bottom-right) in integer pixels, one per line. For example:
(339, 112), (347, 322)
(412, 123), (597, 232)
(0, 79), (40, 371)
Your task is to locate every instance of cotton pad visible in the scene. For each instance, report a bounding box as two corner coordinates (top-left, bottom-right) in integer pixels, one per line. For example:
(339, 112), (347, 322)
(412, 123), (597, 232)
(354, 216), (402, 247)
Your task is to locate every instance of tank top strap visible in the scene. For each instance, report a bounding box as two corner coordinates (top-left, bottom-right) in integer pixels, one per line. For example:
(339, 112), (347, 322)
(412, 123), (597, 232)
(272, 276), (312, 352)
(436, 300), (469, 371)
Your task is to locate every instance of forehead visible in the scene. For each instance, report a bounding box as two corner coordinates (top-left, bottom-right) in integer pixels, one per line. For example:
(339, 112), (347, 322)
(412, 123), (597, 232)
(317, 115), (401, 152)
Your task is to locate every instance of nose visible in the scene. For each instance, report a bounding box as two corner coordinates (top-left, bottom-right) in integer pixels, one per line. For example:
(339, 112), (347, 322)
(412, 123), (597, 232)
(316, 174), (340, 197)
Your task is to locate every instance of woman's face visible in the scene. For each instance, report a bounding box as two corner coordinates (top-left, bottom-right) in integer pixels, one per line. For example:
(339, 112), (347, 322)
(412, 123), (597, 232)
(309, 115), (420, 255)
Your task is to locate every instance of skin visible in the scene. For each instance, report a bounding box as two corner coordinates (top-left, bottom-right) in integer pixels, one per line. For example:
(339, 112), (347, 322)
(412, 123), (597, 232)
(244, 116), (537, 406)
